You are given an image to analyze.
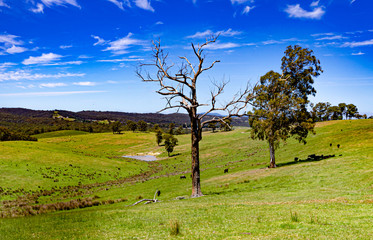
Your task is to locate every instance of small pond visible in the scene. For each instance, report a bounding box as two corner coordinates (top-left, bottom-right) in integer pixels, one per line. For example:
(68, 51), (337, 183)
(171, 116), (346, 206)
(122, 155), (158, 161)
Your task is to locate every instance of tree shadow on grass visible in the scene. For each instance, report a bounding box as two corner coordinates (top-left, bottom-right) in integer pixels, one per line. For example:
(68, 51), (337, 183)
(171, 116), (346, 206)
(276, 154), (341, 168)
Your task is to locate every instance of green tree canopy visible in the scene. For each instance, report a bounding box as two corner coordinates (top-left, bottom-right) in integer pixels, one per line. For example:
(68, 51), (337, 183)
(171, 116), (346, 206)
(137, 120), (148, 132)
(163, 133), (178, 157)
(248, 45), (322, 168)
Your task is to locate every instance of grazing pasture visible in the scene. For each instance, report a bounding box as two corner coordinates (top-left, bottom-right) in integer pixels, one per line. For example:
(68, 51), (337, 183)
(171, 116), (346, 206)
(0, 120), (373, 239)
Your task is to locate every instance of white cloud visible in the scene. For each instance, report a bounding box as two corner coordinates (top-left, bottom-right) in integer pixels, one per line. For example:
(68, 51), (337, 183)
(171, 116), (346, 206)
(30, 3), (44, 13)
(0, 34), (23, 46)
(231, 0), (254, 4)
(73, 81), (96, 86)
(242, 6), (254, 14)
(155, 21), (164, 25)
(285, 4), (325, 20)
(44, 61), (83, 66)
(351, 52), (365, 56)
(107, 0), (131, 10)
(103, 33), (146, 55)
(91, 35), (106, 46)
(22, 53), (62, 65)
(78, 55), (93, 59)
(0, 91), (105, 97)
(341, 39), (373, 47)
(97, 58), (143, 62)
(350, 0), (356, 3)
(187, 28), (242, 39)
(0, 70), (85, 81)
(41, 0), (81, 8)
(203, 42), (240, 50)
(60, 45), (72, 49)
(0, 0), (10, 8)
(262, 40), (282, 45)
(311, 32), (334, 37)
(316, 35), (347, 41)
(134, 0), (154, 12)
(310, 0), (320, 7)
(39, 82), (67, 88)
(0, 62), (16, 70)
(6, 45), (28, 54)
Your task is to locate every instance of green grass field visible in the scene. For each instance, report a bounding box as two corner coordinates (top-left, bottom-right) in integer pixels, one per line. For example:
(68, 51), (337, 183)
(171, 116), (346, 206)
(1, 119), (373, 239)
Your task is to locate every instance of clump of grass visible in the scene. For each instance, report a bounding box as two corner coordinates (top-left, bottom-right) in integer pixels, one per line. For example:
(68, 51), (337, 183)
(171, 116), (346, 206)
(169, 219), (181, 236)
(310, 213), (317, 224)
(290, 210), (299, 222)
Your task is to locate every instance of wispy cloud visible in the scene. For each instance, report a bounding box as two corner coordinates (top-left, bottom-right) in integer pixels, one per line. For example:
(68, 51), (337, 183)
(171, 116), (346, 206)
(262, 40), (282, 45)
(60, 45), (72, 49)
(242, 6), (254, 15)
(155, 21), (164, 25)
(73, 81), (97, 86)
(285, 4), (325, 20)
(6, 45), (28, 54)
(91, 35), (107, 46)
(231, 0), (254, 4)
(316, 35), (347, 41)
(0, 0), (10, 8)
(311, 32), (334, 37)
(103, 33), (146, 55)
(0, 62), (16, 70)
(310, 0), (320, 7)
(0, 34), (23, 46)
(44, 61), (83, 66)
(341, 39), (373, 47)
(39, 82), (67, 88)
(0, 91), (105, 97)
(22, 53), (62, 65)
(41, 0), (81, 9)
(134, 0), (154, 12)
(97, 58), (143, 62)
(30, 3), (44, 13)
(106, 0), (131, 10)
(351, 52), (365, 56)
(204, 42), (240, 50)
(0, 70), (85, 81)
(187, 28), (242, 39)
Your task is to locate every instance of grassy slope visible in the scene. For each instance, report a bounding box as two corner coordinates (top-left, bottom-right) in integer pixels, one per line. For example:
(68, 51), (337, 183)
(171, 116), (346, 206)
(0, 120), (372, 239)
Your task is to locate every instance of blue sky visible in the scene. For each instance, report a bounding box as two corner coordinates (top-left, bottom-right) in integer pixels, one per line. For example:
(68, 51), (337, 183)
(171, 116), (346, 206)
(0, 0), (372, 115)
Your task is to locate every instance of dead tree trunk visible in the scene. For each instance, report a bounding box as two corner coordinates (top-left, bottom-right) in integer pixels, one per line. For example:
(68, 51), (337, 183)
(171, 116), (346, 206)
(190, 110), (202, 197)
(137, 36), (254, 197)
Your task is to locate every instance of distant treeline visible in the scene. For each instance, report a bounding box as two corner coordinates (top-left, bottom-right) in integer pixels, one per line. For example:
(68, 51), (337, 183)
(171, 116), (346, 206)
(0, 108), (248, 141)
(311, 102), (371, 122)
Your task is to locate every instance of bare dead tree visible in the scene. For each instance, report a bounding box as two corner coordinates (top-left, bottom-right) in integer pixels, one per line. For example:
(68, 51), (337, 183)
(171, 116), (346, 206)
(137, 36), (254, 198)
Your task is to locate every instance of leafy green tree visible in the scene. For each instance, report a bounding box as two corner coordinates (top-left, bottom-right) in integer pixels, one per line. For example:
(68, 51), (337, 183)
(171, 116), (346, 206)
(327, 106), (342, 120)
(338, 103), (347, 120)
(163, 134), (178, 157)
(175, 125), (184, 135)
(311, 102), (331, 122)
(111, 121), (122, 134)
(126, 120), (137, 132)
(155, 129), (163, 146)
(137, 120), (148, 132)
(208, 122), (217, 132)
(168, 123), (175, 135)
(248, 45), (322, 168)
(347, 104), (358, 119)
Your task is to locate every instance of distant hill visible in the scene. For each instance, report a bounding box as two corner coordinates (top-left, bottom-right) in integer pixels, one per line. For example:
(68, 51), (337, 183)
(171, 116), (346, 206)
(0, 108), (249, 127)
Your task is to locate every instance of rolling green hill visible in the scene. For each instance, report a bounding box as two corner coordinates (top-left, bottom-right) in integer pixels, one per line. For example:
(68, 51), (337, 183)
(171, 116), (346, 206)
(0, 119), (372, 239)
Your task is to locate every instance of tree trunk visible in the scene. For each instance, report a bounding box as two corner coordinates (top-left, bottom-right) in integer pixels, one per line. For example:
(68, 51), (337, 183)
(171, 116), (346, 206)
(190, 111), (202, 198)
(269, 141), (276, 168)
